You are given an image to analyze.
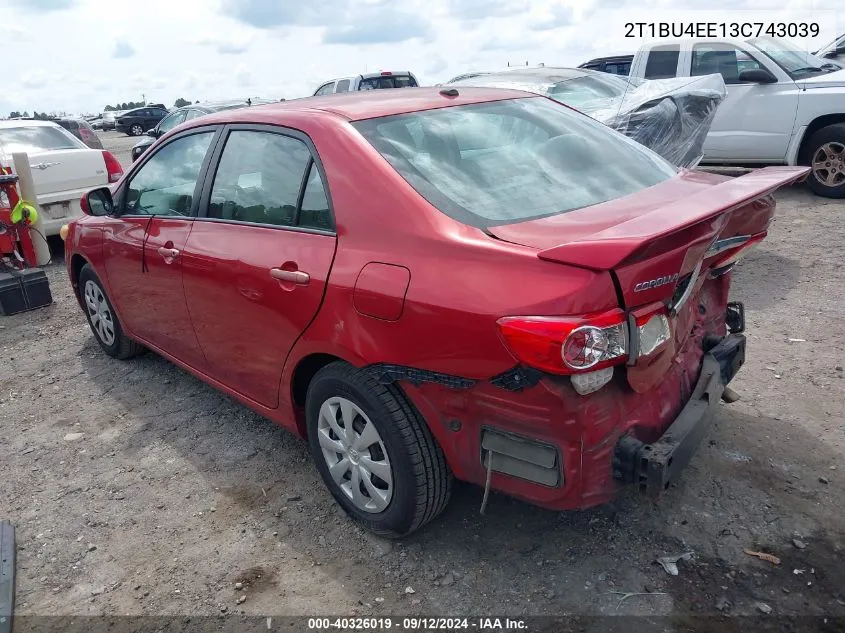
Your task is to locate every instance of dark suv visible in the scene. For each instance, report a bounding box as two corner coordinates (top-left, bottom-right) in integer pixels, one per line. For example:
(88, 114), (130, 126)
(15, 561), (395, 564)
(130, 99), (276, 161)
(116, 106), (169, 136)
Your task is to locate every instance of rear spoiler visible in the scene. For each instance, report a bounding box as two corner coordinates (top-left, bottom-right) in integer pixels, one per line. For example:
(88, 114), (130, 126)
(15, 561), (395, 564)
(537, 167), (809, 270)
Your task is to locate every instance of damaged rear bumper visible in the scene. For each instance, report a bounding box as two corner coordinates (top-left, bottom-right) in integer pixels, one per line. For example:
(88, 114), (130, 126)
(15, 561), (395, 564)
(613, 334), (745, 496)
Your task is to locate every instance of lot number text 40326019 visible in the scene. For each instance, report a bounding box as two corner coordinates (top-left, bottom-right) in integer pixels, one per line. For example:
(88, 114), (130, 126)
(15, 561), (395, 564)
(624, 21), (820, 38)
(307, 617), (528, 630)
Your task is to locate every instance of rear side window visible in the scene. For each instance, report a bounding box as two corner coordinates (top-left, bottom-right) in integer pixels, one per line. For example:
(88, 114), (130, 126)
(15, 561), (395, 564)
(353, 97), (676, 228)
(606, 62), (631, 75)
(394, 75), (417, 87)
(644, 46), (680, 79)
(0, 125), (85, 152)
(208, 130), (312, 228)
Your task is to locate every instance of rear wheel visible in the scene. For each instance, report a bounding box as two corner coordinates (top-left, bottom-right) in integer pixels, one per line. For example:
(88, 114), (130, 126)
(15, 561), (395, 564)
(804, 123), (845, 198)
(130, 123), (144, 136)
(305, 362), (452, 538)
(78, 264), (144, 359)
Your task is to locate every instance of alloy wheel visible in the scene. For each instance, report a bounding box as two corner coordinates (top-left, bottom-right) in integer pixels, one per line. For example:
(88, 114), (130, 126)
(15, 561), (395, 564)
(316, 396), (393, 513)
(84, 280), (116, 346)
(812, 141), (845, 188)
(131, 124), (143, 136)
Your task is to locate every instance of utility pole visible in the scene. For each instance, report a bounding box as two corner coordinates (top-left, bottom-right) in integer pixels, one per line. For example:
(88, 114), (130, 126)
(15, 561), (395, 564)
(142, 93), (146, 105)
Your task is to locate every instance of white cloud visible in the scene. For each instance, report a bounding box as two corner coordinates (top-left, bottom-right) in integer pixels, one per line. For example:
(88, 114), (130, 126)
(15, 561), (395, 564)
(0, 0), (839, 116)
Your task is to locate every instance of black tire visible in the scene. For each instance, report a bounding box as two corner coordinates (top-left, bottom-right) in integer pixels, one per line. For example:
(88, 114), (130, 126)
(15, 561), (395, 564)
(306, 362), (452, 538)
(803, 123), (845, 198)
(78, 264), (144, 360)
(130, 124), (144, 136)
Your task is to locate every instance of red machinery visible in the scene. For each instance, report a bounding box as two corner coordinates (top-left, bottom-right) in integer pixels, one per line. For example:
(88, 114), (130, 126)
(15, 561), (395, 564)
(0, 166), (38, 268)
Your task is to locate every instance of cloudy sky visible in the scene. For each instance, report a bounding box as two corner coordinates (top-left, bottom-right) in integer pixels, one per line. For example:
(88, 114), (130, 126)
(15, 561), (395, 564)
(0, 0), (840, 115)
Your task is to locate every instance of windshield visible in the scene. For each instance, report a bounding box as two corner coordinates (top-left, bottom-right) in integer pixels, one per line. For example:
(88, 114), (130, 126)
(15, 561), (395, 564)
(750, 37), (842, 77)
(353, 97), (677, 228)
(547, 75), (627, 106)
(0, 125), (85, 154)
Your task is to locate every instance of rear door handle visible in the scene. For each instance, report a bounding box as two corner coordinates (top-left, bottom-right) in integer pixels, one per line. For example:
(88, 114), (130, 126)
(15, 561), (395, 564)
(157, 247), (180, 259)
(270, 268), (309, 284)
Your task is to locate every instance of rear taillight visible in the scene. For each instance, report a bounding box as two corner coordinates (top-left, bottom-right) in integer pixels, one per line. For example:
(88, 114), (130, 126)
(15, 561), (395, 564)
(496, 309), (628, 376)
(102, 150), (123, 183)
(497, 305), (674, 395)
(634, 308), (671, 358)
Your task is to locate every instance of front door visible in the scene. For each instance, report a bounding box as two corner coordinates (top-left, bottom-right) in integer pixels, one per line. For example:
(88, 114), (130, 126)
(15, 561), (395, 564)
(692, 43), (799, 162)
(102, 128), (217, 369)
(182, 127), (337, 408)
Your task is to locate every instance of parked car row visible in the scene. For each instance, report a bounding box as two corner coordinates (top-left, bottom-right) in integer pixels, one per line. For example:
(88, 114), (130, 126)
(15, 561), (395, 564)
(0, 119), (122, 236)
(130, 98), (277, 162)
(577, 36), (845, 197)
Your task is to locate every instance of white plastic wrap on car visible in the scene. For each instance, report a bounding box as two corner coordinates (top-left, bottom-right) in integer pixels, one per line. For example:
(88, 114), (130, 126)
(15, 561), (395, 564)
(449, 73), (727, 169)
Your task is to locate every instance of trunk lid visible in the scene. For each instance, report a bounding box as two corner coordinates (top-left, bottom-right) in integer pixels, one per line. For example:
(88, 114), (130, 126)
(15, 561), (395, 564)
(27, 149), (108, 196)
(487, 167), (808, 308)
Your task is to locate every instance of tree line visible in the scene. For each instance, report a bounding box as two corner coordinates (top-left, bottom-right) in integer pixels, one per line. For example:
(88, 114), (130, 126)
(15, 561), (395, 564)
(8, 98), (197, 120)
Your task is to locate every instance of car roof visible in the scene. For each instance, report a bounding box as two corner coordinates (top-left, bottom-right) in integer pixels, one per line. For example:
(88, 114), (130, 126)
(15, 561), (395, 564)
(195, 86), (533, 124)
(0, 119), (63, 129)
(451, 67), (595, 84)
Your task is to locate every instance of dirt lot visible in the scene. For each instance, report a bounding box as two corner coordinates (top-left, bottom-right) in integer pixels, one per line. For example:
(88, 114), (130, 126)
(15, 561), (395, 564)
(99, 130), (140, 169)
(1, 183), (844, 628)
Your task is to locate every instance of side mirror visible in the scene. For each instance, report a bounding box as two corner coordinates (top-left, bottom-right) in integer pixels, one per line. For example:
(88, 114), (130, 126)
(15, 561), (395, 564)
(738, 68), (778, 84)
(147, 129), (158, 138)
(81, 187), (114, 217)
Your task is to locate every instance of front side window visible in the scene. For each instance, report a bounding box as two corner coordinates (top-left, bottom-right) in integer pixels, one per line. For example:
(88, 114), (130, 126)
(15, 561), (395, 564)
(207, 131), (311, 227)
(644, 45), (680, 79)
(692, 43), (762, 84)
(315, 83), (335, 96)
(124, 132), (214, 216)
(158, 111), (187, 135)
(353, 97), (676, 228)
(335, 79), (351, 92)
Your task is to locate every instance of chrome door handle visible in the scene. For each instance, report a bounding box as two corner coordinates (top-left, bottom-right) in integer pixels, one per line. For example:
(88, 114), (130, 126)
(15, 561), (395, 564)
(270, 268), (309, 284)
(157, 247), (180, 259)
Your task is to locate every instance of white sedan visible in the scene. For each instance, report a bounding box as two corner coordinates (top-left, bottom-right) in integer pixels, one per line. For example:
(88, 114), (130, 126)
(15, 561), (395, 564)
(0, 120), (123, 236)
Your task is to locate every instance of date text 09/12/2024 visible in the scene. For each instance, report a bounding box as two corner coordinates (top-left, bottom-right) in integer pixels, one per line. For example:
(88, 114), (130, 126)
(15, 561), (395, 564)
(307, 617), (528, 630)
(624, 21), (820, 38)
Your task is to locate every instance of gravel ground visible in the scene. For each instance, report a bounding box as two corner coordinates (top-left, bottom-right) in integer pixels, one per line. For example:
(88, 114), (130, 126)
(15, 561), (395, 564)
(99, 130), (141, 169)
(1, 183), (844, 627)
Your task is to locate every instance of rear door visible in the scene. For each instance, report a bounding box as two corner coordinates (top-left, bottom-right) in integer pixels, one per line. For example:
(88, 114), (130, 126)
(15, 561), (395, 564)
(102, 127), (219, 369)
(181, 125), (337, 408)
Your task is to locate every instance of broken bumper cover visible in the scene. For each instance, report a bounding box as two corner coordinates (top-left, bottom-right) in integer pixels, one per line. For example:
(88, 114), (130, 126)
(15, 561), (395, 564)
(613, 334), (745, 496)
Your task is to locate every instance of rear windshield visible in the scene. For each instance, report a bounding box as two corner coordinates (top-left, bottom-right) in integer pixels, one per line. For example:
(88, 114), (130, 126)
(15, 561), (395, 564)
(0, 125), (85, 153)
(353, 97), (677, 228)
(359, 75), (417, 90)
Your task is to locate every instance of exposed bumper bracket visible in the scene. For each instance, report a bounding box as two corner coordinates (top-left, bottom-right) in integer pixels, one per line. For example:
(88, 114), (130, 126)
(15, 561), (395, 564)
(613, 334), (745, 497)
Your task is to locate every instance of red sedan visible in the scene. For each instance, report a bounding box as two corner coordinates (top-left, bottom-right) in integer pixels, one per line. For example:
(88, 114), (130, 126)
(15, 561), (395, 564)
(64, 87), (808, 537)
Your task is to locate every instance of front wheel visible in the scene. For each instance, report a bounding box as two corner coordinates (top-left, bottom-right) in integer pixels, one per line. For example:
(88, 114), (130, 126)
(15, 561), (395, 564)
(78, 264), (144, 359)
(306, 362), (452, 538)
(804, 123), (845, 198)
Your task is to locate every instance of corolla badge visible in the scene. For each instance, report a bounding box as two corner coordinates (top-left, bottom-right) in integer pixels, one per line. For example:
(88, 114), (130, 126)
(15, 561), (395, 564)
(633, 273), (680, 293)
